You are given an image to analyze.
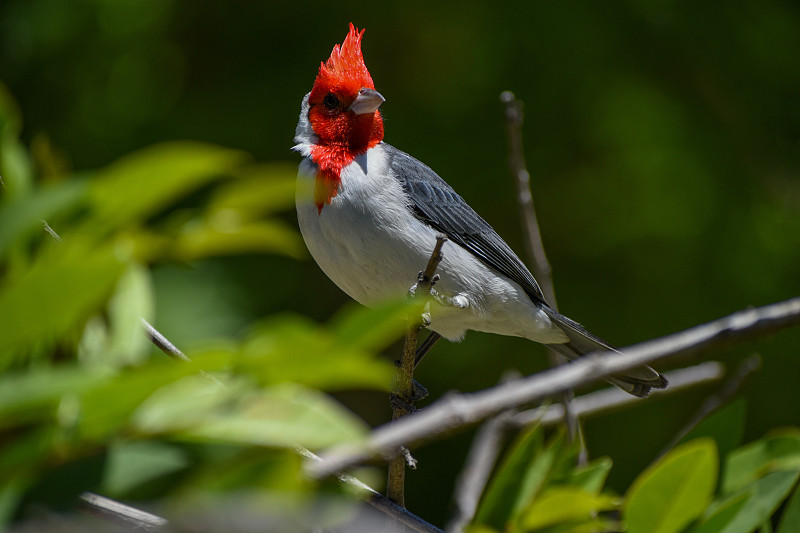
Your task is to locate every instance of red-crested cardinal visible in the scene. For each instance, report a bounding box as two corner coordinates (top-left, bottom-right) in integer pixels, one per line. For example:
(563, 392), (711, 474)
(293, 24), (667, 397)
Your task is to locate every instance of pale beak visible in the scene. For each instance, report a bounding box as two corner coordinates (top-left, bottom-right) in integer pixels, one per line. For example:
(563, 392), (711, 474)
(349, 88), (385, 115)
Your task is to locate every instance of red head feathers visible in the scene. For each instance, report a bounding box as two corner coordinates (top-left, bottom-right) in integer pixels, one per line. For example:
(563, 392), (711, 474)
(310, 24), (376, 102)
(307, 24), (385, 213)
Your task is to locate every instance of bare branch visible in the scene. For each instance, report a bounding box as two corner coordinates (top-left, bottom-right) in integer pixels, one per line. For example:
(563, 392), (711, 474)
(298, 448), (444, 533)
(500, 92), (556, 308)
(141, 318), (227, 389)
(446, 372), (521, 533)
(501, 91), (582, 456)
(388, 235), (447, 507)
(79, 492), (167, 531)
(511, 361), (725, 428)
(307, 297), (800, 478)
(132, 322), (444, 533)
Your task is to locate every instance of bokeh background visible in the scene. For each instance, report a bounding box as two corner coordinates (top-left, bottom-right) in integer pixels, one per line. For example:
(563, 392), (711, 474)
(2, 0), (799, 526)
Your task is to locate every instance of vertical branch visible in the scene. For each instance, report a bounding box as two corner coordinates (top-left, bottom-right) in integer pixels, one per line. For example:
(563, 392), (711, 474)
(500, 92), (557, 308)
(500, 91), (583, 458)
(387, 235), (448, 508)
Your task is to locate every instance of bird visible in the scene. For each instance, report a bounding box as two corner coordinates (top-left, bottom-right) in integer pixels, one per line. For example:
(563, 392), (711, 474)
(293, 24), (667, 397)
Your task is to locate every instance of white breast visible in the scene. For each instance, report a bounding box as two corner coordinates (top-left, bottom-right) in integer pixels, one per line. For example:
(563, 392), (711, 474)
(295, 143), (567, 344)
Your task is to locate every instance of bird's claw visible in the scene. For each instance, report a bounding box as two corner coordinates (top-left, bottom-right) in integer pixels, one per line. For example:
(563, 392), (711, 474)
(390, 392), (417, 413)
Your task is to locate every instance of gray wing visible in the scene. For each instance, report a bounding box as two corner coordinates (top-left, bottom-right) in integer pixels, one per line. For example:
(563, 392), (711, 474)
(382, 143), (548, 307)
(382, 143), (668, 397)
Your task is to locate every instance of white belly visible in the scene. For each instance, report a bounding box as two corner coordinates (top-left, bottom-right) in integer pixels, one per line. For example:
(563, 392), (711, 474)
(295, 148), (567, 344)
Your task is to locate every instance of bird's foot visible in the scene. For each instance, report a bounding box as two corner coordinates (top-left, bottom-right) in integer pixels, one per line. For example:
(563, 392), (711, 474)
(429, 288), (469, 309)
(390, 392), (417, 413)
(407, 272), (440, 298)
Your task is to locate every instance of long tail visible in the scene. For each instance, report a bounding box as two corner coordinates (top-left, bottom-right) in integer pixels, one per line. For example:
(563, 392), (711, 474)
(543, 308), (667, 397)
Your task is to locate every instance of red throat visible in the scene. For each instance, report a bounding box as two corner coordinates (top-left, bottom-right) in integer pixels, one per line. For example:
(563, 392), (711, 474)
(307, 24), (384, 213)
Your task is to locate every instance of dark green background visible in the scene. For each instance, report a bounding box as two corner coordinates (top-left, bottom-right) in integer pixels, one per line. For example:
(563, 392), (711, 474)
(3, 0), (799, 525)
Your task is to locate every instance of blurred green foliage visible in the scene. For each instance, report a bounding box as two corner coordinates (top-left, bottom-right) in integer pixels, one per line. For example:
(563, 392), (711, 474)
(1, 0), (800, 528)
(0, 82), (402, 528)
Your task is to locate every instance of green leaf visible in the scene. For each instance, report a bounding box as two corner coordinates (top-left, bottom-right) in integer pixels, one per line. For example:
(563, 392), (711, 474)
(0, 477), (27, 528)
(692, 471), (800, 533)
(78, 359), (205, 443)
(690, 492), (750, 533)
(229, 314), (395, 391)
(625, 438), (718, 533)
(0, 179), (85, 257)
(105, 262), (154, 367)
(169, 216), (305, 261)
(0, 366), (106, 429)
(330, 300), (410, 353)
(520, 487), (619, 530)
(133, 380), (368, 450)
(681, 398), (747, 462)
(0, 242), (125, 366)
(474, 425), (546, 529)
(102, 441), (189, 496)
(777, 483), (800, 533)
(86, 141), (247, 231)
(0, 82), (32, 198)
(565, 457), (613, 494)
(722, 429), (800, 494)
(210, 163), (298, 216)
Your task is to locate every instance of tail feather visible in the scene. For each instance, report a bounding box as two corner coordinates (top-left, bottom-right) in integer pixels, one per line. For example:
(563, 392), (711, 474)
(543, 309), (668, 398)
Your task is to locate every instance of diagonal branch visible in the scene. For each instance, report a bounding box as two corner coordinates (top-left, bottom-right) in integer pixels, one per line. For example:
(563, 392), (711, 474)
(510, 361), (725, 428)
(306, 297), (800, 478)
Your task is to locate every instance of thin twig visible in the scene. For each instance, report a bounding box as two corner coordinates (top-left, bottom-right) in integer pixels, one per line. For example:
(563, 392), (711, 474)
(77, 321), (444, 533)
(500, 92), (556, 307)
(307, 297), (800, 478)
(141, 318), (227, 389)
(657, 354), (761, 458)
(501, 91), (582, 457)
(388, 235), (448, 508)
(79, 492), (167, 531)
(510, 361), (725, 428)
(39, 218), (439, 531)
(42, 220), (62, 242)
(297, 448), (444, 533)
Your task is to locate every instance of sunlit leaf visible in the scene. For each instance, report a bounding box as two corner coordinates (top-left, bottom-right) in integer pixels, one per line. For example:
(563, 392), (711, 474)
(102, 441), (189, 496)
(86, 141), (247, 231)
(0, 179), (85, 257)
(564, 457), (613, 494)
(330, 300), (410, 353)
(179, 448), (304, 493)
(0, 241), (125, 366)
(0, 366), (106, 428)
(106, 262), (154, 367)
(211, 163), (298, 216)
(170, 215), (305, 260)
(722, 429), (800, 494)
(78, 359), (207, 442)
(520, 487), (619, 530)
(474, 424), (546, 529)
(692, 471), (800, 533)
(228, 314), (394, 391)
(625, 438), (718, 533)
(133, 378), (368, 450)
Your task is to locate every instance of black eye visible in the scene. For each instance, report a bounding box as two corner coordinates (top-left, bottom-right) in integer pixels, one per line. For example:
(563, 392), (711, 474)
(323, 93), (340, 109)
